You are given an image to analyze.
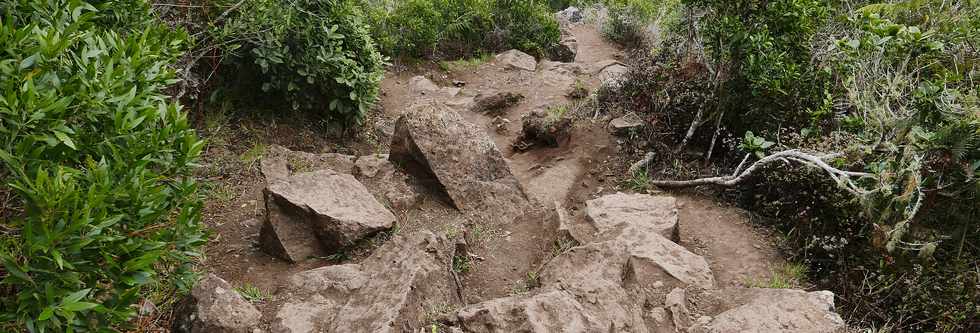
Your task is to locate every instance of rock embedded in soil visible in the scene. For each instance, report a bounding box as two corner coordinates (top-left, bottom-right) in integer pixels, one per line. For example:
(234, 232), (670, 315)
(609, 113), (644, 135)
(618, 225), (716, 290)
(389, 104), (529, 220)
(456, 290), (611, 332)
(495, 49), (537, 71)
(272, 232), (459, 333)
(469, 90), (524, 115)
(262, 144), (356, 177)
(514, 109), (572, 151)
(586, 193), (679, 241)
(556, 6), (583, 23)
(172, 274), (261, 333)
(689, 289), (845, 333)
(599, 63), (629, 89)
(260, 170), (395, 262)
(354, 154), (394, 178)
(551, 33), (579, 63)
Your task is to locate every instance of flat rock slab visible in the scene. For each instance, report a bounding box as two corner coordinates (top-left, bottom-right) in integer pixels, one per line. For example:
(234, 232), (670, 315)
(456, 290), (610, 333)
(260, 170), (395, 262)
(609, 113), (644, 135)
(587, 193), (679, 241)
(272, 232), (457, 333)
(390, 104), (529, 220)
(690, 289), (845, 333)
(619, 224), (715, 289)
(261, 145), (356, 181)
(496, 49), (537, 71)
(173, 274), (261, 333)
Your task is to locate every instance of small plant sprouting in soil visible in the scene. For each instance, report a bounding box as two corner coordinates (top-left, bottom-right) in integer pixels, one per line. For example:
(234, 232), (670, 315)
(525, 271), (541, 289)
(626, 168), (651, 192)
(235, 284), (268, 303)
(744, 262), (808, 289)
(452, 255), (471, 274)
(438, 53), (491, 72)
(551, 238), (576, 258)
(567, 79), (590, 99)
(240, 142), (267, 168)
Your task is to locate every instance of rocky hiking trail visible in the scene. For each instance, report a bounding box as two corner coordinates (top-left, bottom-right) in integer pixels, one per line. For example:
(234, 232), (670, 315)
(177, 15), (847, 333)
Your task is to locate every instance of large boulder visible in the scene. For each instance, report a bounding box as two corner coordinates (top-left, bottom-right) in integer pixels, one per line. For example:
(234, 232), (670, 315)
(389, 104), (529, 220)
(586, 193), (678, 241)
(172, 274), (261, 333)
(271, 232), (459, 333)
(260, 170), (395, 262)
(689, 289), (845, 333)
(496, 49), (537, 71)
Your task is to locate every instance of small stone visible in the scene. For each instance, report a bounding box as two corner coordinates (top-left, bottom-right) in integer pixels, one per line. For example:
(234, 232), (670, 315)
(608, 113), (644, 135)
(173, 274), (261, 333)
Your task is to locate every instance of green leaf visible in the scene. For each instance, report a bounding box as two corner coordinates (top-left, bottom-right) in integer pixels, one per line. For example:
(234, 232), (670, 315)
(1, 255), (33, 284)
(53, 131), (76, 150)
(62, 302), (99, 312)
(38, 307), (54, 321)
(19, 54), (38, 69)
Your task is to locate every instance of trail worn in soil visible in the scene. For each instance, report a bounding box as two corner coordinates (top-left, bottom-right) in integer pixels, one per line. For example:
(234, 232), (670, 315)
(181, 17), (842, 333)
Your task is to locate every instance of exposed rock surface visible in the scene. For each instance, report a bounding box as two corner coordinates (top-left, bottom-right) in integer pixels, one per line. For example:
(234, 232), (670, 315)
(173, 274), (261, 333)
(495, 49), (537, 71)
(609, 112), (644, 135)
(470, 90), (524, 115)
(260, 170), (395, 262)
(514, 109), (572, 151)
(409, 75), (461, 98)
(689, 289), (845, 333)
(556, 6), (583, 23)
(552, 34), (578, 62)
(586, 193), (678, 241)
(599, 63), (629, 88)
(271, 232), (458, 333)
(261, 145), (356, 180)
(456, 290), (610, 332)
(354, 154), (394, 179)
(389, 104), (529, 220)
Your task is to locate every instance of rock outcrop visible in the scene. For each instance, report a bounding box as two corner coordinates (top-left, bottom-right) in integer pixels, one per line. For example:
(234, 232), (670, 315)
(689, 289), (846, 333)
(173, 274), (261, 333)
(271, 232), (458, 333)
(495, 49), (537, 71)
(260, 170), (395, 262)
(389, 104), (529, 220)
(586, 193), (678, 241)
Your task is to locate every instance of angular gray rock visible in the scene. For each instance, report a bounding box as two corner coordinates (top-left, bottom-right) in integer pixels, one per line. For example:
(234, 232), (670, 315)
(389, 104), (529, 220)
(271, 232), (458, 333)
(586, 193), (678, 241)
(495, 49), (537, 71)
(556, 6), (583, 23)
(599, 64), (629, 88)
(551, 34), (578, 62)
(173, 274), (261, 333)
(609, 113), (644, 135)
(261, 144), (356, 179)
(354, 154), (394, 179)
(470, 90), (524, 115)
(619, 225), (715, 290)
(689, 289), (845, 333)
(260, 170), (395, 262)
(456, 290), (608, 332)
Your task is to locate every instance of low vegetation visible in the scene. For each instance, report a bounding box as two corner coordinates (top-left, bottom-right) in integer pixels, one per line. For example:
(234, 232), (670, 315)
(605, 0), (979, 331)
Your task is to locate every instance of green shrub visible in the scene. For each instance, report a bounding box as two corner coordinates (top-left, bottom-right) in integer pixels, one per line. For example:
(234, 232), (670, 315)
(216, 0), (386, 125)
(359, 0), (559, 58)
(0, 0), (205, 331)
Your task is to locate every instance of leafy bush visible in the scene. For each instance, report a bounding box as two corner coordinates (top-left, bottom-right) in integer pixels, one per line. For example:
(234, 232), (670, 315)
(613, 0), (978, 330)
(359, 0), (560, 58)
(215, 0), (386, 125)
(0, 0), (205, 331)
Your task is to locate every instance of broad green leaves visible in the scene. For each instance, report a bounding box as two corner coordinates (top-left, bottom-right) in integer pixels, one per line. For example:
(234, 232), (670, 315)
(0, 0), (205, 331)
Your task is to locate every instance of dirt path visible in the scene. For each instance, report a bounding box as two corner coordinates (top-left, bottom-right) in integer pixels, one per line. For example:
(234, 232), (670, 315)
(188, 19), (801, 332)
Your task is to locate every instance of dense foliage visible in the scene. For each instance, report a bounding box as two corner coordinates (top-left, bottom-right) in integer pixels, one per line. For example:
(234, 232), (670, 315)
(214, 0), (386, 125)
(0, 0), (205, 331)
(359, 0), (560, 58)
(610, 0), (978, 330)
